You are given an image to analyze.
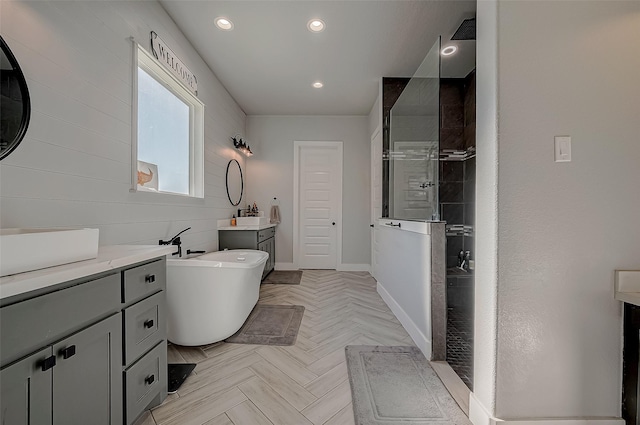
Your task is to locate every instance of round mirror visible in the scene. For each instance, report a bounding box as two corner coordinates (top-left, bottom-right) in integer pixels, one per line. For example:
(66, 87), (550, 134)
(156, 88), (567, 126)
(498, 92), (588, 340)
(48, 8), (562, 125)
(0, 36), (31, 161)
(226, 159), (243, 206)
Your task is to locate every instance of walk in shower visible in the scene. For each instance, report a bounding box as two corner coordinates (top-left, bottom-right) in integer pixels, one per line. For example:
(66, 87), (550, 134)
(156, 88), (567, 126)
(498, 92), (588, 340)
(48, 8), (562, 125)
(375, 38), (447, 363)
(378, 33), (477, 390)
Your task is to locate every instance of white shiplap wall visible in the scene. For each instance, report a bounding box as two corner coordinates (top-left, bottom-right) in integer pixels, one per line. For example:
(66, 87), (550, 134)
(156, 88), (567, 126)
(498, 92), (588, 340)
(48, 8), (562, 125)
(0, 0), (247, 252)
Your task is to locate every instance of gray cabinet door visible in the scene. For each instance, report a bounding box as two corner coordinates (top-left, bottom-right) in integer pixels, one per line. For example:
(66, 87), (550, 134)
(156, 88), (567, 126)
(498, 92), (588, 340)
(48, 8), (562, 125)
(0, 347), (52, 425)
(269, 237), (276, 272)
(219, 230), (259, 250)
(257, 237), (276, 278)
(53, 314), (122, 425)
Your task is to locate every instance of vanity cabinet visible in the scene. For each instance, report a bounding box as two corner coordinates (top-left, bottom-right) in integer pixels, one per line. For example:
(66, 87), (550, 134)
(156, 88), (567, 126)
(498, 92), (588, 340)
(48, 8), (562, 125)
(219, 226), (276, 279)
(121, 259), (167, 425)
(0, 253), (169, 425)
(0, 276), (122, 425)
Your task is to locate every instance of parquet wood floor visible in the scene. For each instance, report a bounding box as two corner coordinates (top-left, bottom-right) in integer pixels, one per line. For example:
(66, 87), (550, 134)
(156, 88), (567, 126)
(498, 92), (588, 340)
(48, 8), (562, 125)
(139, 270), (417, 425)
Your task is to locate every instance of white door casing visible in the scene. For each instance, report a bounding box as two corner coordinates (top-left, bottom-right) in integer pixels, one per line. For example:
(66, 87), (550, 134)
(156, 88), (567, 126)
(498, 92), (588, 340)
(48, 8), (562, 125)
(293, 141), (343, 270)
(370, 127), (382, 279)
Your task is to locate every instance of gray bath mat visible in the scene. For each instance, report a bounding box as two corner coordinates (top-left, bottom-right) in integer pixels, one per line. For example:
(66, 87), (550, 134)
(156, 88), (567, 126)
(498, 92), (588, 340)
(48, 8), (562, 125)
(262, 270), (302, 285)
(225, 304), (305, 346)
(345, 346), (471, 425)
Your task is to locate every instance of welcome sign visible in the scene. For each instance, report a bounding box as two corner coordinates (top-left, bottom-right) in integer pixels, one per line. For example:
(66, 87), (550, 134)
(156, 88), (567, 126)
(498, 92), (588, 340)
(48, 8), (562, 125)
(150, 31), (198, 95)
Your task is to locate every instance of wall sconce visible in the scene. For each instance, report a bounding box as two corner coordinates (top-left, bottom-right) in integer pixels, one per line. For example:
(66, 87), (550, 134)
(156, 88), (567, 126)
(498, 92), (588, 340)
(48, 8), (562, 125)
(232, 136), (253, 157)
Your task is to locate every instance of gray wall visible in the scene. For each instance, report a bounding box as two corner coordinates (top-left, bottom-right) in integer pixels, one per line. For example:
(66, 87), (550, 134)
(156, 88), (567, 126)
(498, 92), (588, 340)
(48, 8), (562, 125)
(246, 115), (370, 268)
(473, 0), (640, 420)
(0, 0), (246, 252)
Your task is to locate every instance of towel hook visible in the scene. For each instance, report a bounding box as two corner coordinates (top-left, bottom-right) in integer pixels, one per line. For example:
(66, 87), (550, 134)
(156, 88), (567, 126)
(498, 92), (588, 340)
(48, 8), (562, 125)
(271, 197), (280, 206)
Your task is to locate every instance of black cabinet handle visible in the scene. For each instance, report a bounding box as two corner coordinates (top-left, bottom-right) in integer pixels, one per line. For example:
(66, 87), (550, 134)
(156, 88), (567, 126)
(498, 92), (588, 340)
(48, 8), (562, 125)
(144, 319), (154, 329)
(332, 222), (336, 225)
(145, 274), (156, 283)
(40, 356), (56, 372)
(370, 224), (374, 227)
(145, 374), (155, 385)
(60, 345), (76, 360)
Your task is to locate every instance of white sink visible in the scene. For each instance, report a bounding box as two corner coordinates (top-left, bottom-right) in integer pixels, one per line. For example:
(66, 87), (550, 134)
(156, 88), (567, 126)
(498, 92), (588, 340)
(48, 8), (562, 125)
(235, 216), (270, 226)
(0, 228), (99, 277)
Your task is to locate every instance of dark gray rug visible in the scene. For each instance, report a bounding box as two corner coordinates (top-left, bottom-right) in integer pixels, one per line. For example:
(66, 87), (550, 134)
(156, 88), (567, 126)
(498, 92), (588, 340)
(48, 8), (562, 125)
(345, 346), (471, 425)
(262, 270), (302, 285)
(225, 305), (304, 346)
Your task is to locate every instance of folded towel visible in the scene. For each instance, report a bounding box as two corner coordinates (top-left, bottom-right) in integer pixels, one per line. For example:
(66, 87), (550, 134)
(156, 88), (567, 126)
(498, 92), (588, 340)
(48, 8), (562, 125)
(270, 205), (281, 224)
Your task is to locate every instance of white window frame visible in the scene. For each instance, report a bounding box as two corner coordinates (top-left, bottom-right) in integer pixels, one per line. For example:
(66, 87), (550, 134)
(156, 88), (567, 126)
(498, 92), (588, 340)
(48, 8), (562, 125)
(131, 41), (204, 198)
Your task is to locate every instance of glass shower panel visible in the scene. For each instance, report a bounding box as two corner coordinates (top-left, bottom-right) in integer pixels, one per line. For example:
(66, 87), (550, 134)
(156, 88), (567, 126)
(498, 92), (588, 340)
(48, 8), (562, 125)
(388, 37), (440, 221)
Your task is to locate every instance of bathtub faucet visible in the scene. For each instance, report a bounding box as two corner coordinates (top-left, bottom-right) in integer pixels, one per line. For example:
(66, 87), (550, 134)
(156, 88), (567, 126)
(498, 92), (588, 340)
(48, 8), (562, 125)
(159, 227), (191, 256)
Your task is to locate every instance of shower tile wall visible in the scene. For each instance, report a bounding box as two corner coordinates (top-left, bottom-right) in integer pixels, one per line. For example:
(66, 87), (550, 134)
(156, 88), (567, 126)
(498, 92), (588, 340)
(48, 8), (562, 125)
(440, 74), (476, 268)
(440, 71), (476, 390)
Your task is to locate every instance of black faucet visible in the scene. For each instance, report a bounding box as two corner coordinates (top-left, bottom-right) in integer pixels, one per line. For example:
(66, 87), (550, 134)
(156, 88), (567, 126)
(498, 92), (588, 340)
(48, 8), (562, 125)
(159, 227), (191, 256)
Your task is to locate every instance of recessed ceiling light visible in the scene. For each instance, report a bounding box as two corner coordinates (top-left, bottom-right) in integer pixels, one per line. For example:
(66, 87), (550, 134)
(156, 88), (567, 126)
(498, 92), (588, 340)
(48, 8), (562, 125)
(441, 46), (458, 56)
(215, 17), (234, 31)
(312, 81), (324, 88)
(307, 19), (325, 32)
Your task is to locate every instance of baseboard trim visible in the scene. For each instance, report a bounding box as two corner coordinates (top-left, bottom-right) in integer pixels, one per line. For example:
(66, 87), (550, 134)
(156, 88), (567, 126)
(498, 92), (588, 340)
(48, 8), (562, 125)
(469, 393), (493, 425)
(337, 263), (370, 272)
(377, 281), (432, 359)
(275, 263), (296, 270)
(469, 393), (624, 425)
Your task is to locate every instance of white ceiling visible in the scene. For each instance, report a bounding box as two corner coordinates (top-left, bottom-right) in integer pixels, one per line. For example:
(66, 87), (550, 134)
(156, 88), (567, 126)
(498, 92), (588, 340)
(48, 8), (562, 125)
(159, 1), (476, 116)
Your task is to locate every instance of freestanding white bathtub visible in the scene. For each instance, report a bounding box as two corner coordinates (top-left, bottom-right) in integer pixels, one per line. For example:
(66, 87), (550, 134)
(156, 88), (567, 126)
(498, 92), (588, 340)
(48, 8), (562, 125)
(166, 250), (268, 346)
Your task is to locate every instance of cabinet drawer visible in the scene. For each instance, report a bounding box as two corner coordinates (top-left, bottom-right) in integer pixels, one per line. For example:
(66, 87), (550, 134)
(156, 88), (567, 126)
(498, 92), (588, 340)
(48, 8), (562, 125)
(123, 292), (165, 365)
(257, 227), (275, 243)
(123, 259), (166, 303)
(0, 274), (120, 366)
(124, 342), (166, 425)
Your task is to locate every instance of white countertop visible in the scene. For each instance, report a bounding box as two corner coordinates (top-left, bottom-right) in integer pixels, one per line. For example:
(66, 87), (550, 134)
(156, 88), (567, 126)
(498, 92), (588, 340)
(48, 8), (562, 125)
(614, 270), (640, 306)
(218, 223), (277, 231)
(0, 245), (175, 301)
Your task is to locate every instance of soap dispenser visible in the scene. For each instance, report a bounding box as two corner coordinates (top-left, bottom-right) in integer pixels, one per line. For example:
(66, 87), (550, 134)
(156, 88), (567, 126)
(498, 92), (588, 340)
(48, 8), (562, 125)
(231, 214), (237, 226)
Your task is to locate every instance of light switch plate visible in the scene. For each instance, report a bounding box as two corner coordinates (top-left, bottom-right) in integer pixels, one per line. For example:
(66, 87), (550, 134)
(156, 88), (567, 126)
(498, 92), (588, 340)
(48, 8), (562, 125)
(554, 136), (571, 162)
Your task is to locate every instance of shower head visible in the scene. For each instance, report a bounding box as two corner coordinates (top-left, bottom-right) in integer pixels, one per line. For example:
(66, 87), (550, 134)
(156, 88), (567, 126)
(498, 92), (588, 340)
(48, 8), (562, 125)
(451, 18), (476, 41)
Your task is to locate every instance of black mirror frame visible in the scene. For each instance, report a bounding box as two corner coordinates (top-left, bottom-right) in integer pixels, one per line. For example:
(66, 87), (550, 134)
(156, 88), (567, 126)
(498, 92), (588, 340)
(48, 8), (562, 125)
(226, 159), (244, 207)
(0, 36), (31, 161)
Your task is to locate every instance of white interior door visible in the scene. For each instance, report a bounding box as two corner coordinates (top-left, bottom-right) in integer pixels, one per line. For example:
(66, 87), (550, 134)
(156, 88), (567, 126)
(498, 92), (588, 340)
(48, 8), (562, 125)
(370, 127), (382, 279)
(294, 142), (343, 269)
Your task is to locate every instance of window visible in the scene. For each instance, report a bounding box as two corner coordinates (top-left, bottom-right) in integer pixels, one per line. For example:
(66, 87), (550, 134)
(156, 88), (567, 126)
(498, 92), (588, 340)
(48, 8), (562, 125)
(133, 44), (204, 197)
